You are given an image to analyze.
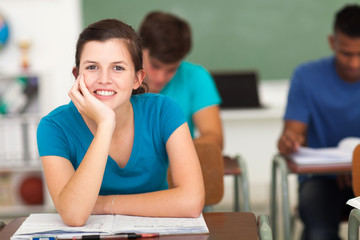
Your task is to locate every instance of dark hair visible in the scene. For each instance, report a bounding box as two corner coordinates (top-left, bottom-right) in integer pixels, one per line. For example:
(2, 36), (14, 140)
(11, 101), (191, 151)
(334, 4), (360, 37)
(139, 11), (192, 63)
(75, 19), (147, 95)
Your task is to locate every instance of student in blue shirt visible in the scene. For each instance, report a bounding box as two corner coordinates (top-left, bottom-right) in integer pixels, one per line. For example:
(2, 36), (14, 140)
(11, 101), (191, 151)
(37, 19), (205, 227)
(278, 4), (360, 240)
(139, 12), (223, 150)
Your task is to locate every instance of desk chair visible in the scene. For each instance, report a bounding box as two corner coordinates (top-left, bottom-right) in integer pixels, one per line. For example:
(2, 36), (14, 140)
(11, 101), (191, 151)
(270, 154), (352, 240)
(168, 142), (251, 212)
(168, 142), (224, 211)
(348, 144), (360, 240)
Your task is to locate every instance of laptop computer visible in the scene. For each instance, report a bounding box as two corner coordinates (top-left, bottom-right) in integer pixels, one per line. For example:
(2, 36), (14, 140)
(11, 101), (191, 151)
(212, 71), (262, 109)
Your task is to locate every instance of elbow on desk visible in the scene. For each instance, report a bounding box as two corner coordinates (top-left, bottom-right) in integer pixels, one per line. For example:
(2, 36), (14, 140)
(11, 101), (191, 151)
(58, 209), (90, 227)
(61, 214), (88, 227)
(181, 192), (205, 218)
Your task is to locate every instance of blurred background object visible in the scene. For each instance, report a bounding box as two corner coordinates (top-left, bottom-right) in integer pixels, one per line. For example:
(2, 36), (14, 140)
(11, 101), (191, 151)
(0, 14), (9, 52)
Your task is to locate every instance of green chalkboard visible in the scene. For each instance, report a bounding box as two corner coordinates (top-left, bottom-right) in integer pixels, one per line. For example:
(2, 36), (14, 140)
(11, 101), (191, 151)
(82, 0), (356, 80)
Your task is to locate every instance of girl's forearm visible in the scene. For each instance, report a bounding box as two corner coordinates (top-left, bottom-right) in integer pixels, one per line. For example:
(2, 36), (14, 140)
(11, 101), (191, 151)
(94, 186), (204, 218)
(56, 122), (114, 226)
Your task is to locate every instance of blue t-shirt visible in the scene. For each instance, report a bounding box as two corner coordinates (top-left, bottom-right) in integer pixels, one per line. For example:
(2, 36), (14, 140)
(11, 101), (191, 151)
(285, 56), (360, 148)
(37, 93), (186, 195)
(160, 61), (221, 137)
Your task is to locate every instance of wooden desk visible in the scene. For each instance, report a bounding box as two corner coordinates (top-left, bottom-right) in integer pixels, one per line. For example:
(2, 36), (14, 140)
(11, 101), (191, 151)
(270, 154), (352, 240)
(0, 212), (259, 240)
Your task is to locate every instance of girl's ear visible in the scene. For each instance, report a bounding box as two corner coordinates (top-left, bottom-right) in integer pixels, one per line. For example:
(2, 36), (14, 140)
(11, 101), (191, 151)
(133, 69), (146, 90)
(72, 67), (79, 79)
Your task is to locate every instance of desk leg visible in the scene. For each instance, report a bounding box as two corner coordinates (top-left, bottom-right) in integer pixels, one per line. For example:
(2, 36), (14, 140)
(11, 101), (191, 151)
(271, 154), (292, 240)
(348, 209), (360, 240)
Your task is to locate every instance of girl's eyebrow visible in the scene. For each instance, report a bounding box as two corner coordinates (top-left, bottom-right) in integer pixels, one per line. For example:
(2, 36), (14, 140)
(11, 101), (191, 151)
(83, 60), (98, 64)
(83, 60), (129, 66)
(113, 61), (129, 66)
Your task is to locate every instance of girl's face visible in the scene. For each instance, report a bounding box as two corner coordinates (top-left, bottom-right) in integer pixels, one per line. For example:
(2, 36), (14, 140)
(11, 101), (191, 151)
(78, 39), (143, 111)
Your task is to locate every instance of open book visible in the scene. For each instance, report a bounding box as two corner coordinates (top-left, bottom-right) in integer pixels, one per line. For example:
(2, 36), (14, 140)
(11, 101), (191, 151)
(291, 137), (360, 165)
(11, 213), (209, 240)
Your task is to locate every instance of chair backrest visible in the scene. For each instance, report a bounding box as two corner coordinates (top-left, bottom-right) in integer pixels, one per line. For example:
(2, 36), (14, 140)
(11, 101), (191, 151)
(168, 142), (224, 206)
(352, 144), (360, 196)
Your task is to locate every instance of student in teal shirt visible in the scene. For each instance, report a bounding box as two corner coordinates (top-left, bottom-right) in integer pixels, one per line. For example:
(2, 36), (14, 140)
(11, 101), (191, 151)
(139, 12), (223, 149)
(37, 19), (204, 227)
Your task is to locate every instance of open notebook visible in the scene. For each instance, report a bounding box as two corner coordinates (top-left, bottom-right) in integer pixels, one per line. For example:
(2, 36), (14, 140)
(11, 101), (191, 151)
(11, 213), (209, 240)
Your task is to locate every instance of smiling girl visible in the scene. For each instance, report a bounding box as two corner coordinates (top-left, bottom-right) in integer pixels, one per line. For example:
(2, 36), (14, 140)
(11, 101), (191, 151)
(37, 19), (204, 226)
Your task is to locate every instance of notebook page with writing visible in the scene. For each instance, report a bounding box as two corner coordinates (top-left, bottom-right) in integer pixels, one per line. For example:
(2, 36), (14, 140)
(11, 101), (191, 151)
(112, 214), (209, 235)
(11, 214), (114, 239)
(11, 213), (209, 240)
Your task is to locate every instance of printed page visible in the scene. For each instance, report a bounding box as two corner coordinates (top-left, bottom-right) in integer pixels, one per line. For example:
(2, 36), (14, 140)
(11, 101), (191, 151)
(291, 137), (360, 165)
(11, 214), (114, 239)
(112, 214), (209, 235)
(347, 196), (360, 210)
(338, 137), (360, 153)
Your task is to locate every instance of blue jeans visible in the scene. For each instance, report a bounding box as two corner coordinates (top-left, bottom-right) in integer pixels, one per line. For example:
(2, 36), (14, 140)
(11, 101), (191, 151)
(299, 177), (354, 240)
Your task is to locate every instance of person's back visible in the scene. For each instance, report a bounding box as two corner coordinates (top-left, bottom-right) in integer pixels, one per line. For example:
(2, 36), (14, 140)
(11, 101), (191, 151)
(139, 11), (223, 150)
(277, 4), (360, 240)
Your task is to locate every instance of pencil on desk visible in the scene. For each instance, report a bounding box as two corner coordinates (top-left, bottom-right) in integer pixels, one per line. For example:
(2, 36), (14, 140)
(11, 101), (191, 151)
(56, 233), (160, 239)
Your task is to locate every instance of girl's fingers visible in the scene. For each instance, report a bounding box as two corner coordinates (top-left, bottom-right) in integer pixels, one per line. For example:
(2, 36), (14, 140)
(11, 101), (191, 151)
(69, 75), (85, 106)
(78, 75), (91, 97)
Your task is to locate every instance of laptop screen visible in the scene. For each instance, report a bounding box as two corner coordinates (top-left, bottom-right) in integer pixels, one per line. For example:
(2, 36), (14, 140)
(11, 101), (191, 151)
(212, 71), (262, 109)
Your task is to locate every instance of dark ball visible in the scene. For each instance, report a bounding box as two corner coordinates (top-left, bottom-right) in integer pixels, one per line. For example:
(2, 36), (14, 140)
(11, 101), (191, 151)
(19, 175), (44, 205)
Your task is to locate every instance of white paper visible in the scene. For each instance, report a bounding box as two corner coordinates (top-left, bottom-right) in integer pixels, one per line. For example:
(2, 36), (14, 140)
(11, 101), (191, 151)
(12, 213), (114, 239)
(291, 137), (360, 165)
(112, 214), (209, 235)
(11, 213), (209, 240)
(347, 196), (360, 209)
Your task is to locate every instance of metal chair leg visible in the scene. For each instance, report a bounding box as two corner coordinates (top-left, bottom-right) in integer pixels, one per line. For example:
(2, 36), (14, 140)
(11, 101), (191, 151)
(270, 154), (292, 240)
(348, 208), (360, 240)
(258, 215), (273, 240)
(270, 154), (278, 239)
(203, 205), (214, 213)
(234, 175), (240, 212)
(237, 155), (251, 211)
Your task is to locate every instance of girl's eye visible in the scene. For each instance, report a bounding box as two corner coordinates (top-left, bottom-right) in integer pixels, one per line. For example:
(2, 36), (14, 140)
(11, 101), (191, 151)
(86, 65), (98, 70)
(114, 66), (124, 71)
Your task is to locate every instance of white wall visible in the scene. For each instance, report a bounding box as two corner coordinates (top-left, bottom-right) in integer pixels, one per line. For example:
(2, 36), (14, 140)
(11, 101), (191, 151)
(0, 0), (82, 115)
(217, 80), (289, 210)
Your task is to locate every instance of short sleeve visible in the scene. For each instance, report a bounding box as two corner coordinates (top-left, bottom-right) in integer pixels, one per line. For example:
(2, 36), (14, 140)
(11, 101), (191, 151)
(284, 66), (310, 124)
(190, 66), (222, 113)
(37, 117), (71, 159)
(159, 96), (187, 144)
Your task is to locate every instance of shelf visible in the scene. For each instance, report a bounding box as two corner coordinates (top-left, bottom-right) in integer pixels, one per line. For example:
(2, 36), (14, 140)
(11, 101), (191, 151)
(0, 74), (51, 218)
(0, 164), (41, 173)
(0, 204), (55, 218)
